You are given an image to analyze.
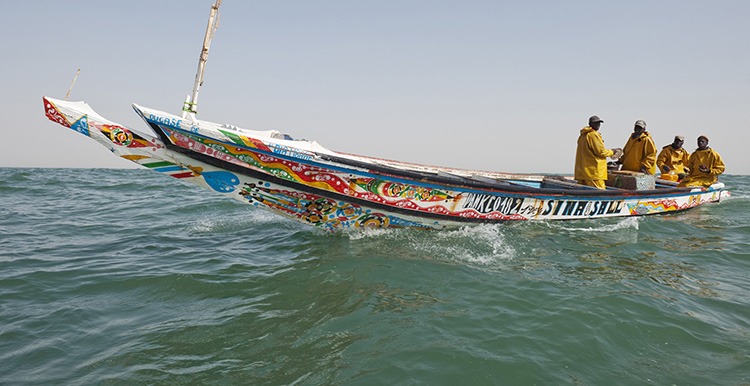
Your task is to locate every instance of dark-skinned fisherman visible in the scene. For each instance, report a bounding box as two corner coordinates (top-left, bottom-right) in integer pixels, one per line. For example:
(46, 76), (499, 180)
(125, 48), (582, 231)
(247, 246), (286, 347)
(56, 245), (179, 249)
(678, 135), (725, 187)
(619, 120), (657, 174)
(574, 116), (622, 189)
(657, 135), (690, 181)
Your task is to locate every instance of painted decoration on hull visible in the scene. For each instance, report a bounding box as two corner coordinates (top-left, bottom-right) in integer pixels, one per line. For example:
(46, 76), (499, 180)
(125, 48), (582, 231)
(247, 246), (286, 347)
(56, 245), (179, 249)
(70, 115), (90, 136)
(627, 199), (682, 215)
(625, 191), (719, 215)
(238, 179), (435, 230)
(350, 178), (452, 202)
(44, 98), (159, 151)
(44, 99), (71, 128)
(160, 126), (459, 205)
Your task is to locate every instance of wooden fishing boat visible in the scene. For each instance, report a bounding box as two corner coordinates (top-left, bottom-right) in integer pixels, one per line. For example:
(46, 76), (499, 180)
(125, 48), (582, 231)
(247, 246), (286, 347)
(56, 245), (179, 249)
(42, 1), (729, 231)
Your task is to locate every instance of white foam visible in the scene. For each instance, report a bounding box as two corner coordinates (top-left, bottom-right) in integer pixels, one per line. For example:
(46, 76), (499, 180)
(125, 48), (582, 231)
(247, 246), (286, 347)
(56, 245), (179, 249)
(186, 209), (295, 234)
(549, 216), (640, 233)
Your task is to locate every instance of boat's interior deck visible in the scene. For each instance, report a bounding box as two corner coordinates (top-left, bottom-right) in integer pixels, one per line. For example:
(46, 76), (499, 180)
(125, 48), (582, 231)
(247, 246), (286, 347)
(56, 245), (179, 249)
(320, 149), (686, 193)
(316, 151), (686, 195)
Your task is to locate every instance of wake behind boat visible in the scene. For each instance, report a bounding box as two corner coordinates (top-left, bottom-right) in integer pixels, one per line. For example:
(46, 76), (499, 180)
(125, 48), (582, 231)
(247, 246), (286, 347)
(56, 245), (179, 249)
(42, 2), (729, 231)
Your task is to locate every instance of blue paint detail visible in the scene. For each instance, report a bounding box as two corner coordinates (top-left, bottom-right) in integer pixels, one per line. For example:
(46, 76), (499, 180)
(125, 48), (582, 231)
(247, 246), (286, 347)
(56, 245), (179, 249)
(154, 166), (185, 173)
(146, 114), (183, 129)
(388, 216), (437, 229)
(203, 171), (240, 193)
(70, 115), (90, 136)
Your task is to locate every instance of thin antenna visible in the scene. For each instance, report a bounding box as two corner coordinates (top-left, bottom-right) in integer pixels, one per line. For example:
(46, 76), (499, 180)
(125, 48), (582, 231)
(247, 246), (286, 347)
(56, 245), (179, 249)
(183, 0), (222, 120)
(65, 69), (81, 101)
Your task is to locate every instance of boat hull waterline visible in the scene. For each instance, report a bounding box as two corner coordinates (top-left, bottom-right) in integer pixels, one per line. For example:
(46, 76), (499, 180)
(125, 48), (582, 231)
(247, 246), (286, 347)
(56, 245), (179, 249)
(43, 96), (728, 231)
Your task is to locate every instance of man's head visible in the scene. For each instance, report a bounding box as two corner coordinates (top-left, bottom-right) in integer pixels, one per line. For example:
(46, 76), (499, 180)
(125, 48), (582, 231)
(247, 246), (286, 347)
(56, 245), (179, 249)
(672, 135), (684, 149)
(697, 135), (709, 150)
(634, 120), (646, 135)
(589, 115), (604, 130)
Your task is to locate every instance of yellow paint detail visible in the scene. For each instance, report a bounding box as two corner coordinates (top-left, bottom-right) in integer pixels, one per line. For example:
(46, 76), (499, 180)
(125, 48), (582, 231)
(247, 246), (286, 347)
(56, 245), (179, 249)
(121, 155), (150, 161)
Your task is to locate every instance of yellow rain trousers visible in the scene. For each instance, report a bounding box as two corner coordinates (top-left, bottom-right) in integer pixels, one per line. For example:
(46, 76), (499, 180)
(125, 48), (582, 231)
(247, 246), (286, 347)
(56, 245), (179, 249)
(575, 127), (614, 189)
(677, 148), (725, 187)
(621, 132), (657, 174)
(656, 145), (690, 175)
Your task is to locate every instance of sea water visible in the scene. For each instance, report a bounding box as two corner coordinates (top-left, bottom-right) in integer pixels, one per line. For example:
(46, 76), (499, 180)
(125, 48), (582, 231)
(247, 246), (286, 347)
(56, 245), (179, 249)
(1, 168), (748, 385)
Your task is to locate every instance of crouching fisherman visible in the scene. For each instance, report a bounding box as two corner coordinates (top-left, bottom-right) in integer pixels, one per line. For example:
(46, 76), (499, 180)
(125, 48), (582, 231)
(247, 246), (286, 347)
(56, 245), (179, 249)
(677, 135), (725, 187)
(657, 135), (690, 181)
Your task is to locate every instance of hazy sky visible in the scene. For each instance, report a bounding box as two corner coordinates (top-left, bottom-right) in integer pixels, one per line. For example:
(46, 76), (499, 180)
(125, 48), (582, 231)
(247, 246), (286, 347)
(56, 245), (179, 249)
(3, 0), (748, 174)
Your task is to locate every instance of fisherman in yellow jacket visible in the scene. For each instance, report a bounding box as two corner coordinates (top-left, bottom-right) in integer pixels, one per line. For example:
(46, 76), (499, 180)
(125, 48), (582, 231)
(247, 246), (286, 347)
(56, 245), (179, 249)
(619, 120), (657, 174)
(575, 116), (622, 189)
(678, 135), (725, 187)
(656, 135), (690, 180)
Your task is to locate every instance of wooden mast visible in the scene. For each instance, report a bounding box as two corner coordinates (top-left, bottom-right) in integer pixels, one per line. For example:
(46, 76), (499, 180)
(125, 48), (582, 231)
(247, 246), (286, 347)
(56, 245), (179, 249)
(65, 69), (80, 101)
(183, 0), (222, 120)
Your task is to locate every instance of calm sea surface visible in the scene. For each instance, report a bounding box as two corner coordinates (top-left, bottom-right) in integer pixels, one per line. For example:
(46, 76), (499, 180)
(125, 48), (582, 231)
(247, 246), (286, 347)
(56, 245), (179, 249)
(1, 168), (748, 385)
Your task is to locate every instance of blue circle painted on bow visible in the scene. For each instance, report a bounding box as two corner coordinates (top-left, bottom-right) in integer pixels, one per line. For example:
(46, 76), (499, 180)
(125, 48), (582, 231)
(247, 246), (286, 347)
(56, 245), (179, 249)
(203, 171), (240, 193)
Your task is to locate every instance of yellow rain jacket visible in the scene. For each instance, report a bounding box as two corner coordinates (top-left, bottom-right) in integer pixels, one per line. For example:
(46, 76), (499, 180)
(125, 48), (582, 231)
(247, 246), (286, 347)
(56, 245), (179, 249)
(677, 148), (725, 187)
(656, 145), (690, 175)
(621, 132), (657, 174)
(575, 127), (614, 183)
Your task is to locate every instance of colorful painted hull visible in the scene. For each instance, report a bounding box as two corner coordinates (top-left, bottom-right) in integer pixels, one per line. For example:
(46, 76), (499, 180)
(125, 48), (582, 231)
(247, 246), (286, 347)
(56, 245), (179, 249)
(43, 96), (729, 231)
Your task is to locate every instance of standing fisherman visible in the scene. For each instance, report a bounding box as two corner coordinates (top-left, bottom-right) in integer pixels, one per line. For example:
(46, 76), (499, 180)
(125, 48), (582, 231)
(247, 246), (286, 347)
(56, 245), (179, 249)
(575, 116), (622, 189)
(619, 120), (657, 174)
